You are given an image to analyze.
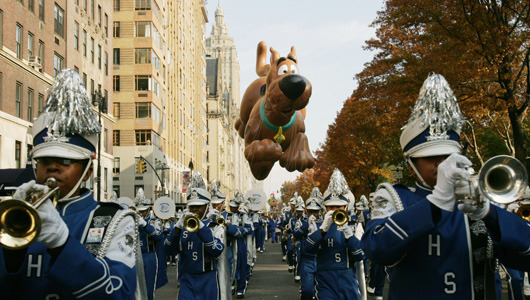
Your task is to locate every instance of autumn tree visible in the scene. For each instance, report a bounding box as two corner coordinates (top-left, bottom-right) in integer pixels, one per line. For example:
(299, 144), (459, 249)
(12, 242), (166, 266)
(349, 0), (530, 169)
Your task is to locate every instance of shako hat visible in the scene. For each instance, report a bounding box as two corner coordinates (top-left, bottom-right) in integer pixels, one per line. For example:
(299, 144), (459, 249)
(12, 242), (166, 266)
(186, 171), (211, 206)
(400, 74), (464, 159)
(323, 169), (351, 206)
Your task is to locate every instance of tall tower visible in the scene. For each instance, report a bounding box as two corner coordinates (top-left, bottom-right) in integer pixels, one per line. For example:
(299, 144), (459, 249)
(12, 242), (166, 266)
(206, 1), (251, 199)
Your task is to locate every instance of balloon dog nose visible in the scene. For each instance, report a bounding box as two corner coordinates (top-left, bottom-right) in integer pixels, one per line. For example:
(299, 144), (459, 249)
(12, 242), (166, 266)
(279, 75), (306, 100)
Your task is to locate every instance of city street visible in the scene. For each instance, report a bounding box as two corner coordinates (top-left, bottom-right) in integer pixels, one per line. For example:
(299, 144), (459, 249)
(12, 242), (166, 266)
(155, 237), (517, 300)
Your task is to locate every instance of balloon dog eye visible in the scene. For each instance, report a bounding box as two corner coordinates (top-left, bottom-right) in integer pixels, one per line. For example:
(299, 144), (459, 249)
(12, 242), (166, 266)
(278, 65), (289, 75)
(290, 65), (299, 74)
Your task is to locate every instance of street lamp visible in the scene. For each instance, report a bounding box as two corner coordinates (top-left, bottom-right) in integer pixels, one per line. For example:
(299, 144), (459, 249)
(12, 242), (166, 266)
(92, 89), (107, 201)
(188, 160), (194, 172)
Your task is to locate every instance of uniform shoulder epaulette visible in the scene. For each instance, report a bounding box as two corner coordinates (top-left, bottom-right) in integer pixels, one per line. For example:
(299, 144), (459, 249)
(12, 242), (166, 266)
(376, 182), (404, 212)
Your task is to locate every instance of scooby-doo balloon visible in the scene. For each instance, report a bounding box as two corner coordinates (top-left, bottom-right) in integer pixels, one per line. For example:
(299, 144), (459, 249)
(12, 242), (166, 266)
(235, 41), (315, 180)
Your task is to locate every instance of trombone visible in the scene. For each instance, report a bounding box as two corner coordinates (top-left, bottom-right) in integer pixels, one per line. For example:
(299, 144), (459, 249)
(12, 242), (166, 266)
(0, 178), (60, 249)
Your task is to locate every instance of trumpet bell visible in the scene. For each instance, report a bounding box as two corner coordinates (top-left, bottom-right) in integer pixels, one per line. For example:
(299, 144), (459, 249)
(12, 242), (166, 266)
(479, 155), (528, 204)
(184, 215), (200, 232)
(0, 199), (41, 249)
(516, 204), (530, 221)
(332, 209), (348, 226)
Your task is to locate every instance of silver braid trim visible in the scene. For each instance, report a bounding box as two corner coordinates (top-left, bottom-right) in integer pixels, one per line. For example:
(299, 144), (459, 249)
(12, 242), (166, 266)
(378, 182), (404, 212)
(97, 208), (139, 257)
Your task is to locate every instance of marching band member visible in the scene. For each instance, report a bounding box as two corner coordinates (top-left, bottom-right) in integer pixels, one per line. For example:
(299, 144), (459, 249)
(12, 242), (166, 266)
(295, 187), (324, 300)
(224, 192), (246, 296)
(280, 204), (290, 262)
(361, 74), (530, 299)
(236, 194), (254, 299)
(208, 180), (232, 300)
(303, 169), (365, 300)
(0, 69), (143, 299)
(285, 194), (299, 273)
(292, 196), (306, 283)
(137, 203), (166, 300)
(164, 172), (224, 300)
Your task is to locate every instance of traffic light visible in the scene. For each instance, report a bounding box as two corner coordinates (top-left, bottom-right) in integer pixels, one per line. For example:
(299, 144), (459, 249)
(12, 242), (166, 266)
(136, 160), (146, 174)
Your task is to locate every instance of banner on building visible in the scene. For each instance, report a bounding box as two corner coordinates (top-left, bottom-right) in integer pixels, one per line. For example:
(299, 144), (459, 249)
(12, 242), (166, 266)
(182, 171), (191, 193)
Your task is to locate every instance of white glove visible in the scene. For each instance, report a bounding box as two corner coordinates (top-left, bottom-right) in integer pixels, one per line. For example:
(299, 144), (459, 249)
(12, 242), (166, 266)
(239, 206), (249, 215)
(37, 199), (69, 248)
(206, 208), (219, 220)
(138, 217), (147, 227)
(13, 180), (49, 200)
(308, 215), (316, 223)
(319, 211), (334, 232)
(427, 153), (472, 211)
(175, 212), (195, 229)
(339, 224), (354, 239)
(308, 215), (318, 234)
(295, 220), (302, 230)
(458, 197), (491, 220)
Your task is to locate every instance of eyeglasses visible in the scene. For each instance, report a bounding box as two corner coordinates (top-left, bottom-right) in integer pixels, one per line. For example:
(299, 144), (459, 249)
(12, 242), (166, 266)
(34, 157), (85, 166)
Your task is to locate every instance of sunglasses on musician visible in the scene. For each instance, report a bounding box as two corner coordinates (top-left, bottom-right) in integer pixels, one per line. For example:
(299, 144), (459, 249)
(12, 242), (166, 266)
(34, 157), (86, 166)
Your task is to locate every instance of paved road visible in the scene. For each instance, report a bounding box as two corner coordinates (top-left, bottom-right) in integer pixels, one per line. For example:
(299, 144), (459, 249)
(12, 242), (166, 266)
(155, 238), (516, 300)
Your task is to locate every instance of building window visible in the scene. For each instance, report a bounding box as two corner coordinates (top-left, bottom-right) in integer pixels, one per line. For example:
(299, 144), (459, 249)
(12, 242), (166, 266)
(28, 0), (34, 12)
(135, 0), (151, 10)
(16, 82), (22, 118)
(27, 144), (33, 162)
(135, 130), (151, 145)
(54, 3), (64, 38)
(135, 102), (151, 118)
(135, 75), (151, 91)
(91, 0), (94, 20)
(135, 48), (151, 64)
(97, 44), (101, 69)
(74, 22), (79, 50)
(15, 141), (22, 168)
(82, 30), (87, 56)
(113, 48), (120, 65)
(0, 72), (3, 109)
(104, 52), (108, 75)
(0, 10), (3, 47)
(104, 168), (108, 193)
(135, 21), (150, 37)
(53, 53), (63, 77)
(90, 79), (94, 95)
(74, 65), (79, 74)
(113, 76), (120, 92)
(27, 32), (34, 58)
(113, 157), (120, 174)
(103, 128), (108, 152)
(90, 38), (94, 63)
(38, 0), (44, 21)
(114, 0), (120, 11)
(82, 73), (87, 87)
(113, 130), (120, 146)
(113, 102), (120, 119)
(38, 41), (44, 72)
(104, 13), (108, 36)
(16, 24), (23, 59)
(113, 22), (120, 38)
(38, 93), (44, 114)
(27, 88), (33, 121)
(97, 5), (101, 27)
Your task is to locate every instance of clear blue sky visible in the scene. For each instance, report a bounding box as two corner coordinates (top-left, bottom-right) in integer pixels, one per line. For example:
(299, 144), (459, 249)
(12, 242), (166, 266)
(205, 0), (386, 197)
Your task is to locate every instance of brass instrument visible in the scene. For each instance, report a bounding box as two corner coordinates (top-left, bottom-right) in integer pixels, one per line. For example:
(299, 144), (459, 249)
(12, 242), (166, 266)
(332, 209), (348, 226)
(184, 214), (200, 232)
(455, 155), (528, 207)
(0, 178), (60, 249)
(516, 204), (530, 221)
(217, 217), (226, 226)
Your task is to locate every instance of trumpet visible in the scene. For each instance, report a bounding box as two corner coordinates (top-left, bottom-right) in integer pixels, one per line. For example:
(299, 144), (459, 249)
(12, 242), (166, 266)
(217, 217), (226, 226)
(516, 204), (530, 221)
(455, 155), (528, 207)
(332, 209), (348, 226)
(184, 214), (200, 232)
(0, 178), (60, 249)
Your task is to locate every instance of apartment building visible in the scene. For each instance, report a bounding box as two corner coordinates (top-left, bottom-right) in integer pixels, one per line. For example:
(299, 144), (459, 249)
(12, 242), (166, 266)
(0, 0), (114, 200)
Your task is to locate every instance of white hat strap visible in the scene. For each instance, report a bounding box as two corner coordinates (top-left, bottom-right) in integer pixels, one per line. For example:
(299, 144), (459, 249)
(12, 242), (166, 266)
(407, 158), (432, 189)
